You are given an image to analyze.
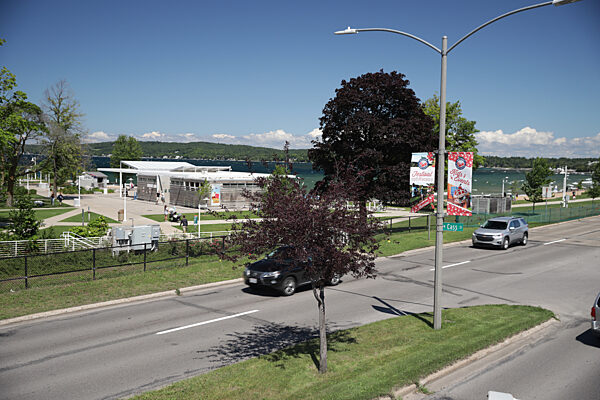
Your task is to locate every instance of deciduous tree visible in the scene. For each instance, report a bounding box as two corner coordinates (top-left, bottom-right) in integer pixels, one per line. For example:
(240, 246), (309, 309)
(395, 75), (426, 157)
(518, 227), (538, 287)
(41, 80), (84, 195)
(8, 195), (41, 239)
(587, 159), (600, 200)
(309, 70), (436, 212)
(227, 174), (381, 373)
(422, 94), (484, 169)
(110, 135), (143, 167)
(521, 158), (553, 212)
(0, 54), (47, 206)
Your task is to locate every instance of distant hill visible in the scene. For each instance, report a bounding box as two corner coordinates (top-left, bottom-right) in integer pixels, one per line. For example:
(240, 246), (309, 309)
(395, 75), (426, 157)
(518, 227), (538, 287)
(28, 141), (311, 162)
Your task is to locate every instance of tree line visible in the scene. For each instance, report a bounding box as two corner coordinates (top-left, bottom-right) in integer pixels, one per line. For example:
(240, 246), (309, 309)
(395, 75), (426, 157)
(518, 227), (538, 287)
(482, 156), (596, 172)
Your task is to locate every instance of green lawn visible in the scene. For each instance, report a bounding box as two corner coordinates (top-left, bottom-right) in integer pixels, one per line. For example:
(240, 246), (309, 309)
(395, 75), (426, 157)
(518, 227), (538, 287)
(0, 253), (244, 320)
(0, 207), (75, 222)
(132, 305), (554, 400)
(60, 211), (118, 223)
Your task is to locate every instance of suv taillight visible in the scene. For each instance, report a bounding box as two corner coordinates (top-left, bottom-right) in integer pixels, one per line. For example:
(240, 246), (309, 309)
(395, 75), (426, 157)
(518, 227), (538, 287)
(592, 307), (597, 321)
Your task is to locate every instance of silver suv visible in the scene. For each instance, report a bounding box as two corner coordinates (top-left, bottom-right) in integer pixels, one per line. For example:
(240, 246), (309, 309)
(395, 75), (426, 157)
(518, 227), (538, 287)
(472, 216), (528, 250)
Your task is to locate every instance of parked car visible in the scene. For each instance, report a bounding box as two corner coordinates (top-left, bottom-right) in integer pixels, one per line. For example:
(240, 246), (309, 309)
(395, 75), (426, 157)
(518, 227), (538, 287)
(592, 291), (600, 336)
(243, 247), (340, 296)
(472, 216), (528, 250)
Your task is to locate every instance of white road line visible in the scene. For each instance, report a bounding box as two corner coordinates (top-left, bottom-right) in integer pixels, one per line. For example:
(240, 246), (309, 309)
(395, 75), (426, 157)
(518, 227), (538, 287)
(156, 309), (259, 335)
(429, 260), (471, 271)
(543, 239), (566, 246)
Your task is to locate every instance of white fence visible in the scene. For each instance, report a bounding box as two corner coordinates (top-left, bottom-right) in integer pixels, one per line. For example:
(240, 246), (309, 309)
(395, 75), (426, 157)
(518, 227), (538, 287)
(0, 230), (233, 258)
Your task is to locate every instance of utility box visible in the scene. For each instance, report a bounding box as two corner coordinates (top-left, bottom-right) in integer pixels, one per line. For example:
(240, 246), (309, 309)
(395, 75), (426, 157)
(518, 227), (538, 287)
(111, 225), (160, 254)
(472, 195), (512, 214)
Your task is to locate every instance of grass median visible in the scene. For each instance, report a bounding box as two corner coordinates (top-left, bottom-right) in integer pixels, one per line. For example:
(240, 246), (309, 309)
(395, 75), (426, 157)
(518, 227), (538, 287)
(131, 304), (554, 400)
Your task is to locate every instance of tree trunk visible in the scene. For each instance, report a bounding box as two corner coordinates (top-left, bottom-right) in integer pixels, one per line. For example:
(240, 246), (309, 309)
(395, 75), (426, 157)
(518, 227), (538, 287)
(312, 283), (327, 374)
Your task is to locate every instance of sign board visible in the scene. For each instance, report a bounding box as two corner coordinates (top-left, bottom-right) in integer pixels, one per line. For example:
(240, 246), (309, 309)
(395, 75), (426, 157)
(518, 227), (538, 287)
(542, 186), (552, 199)
(411, 194), (435, 213)
(447, 152), (473, 217)
(410, 152), (435, 186)
(443, 222), (464, 232)
(210, 185), (221, 206)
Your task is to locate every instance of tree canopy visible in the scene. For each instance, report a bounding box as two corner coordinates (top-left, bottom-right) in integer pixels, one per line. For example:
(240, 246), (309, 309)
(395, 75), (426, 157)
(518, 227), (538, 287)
(422, 94), (483, 169)
(110, 135), (143, 167)
(309, 70), (436, 208)
(41, 79), (84, 194)
(521, 157), (553, 210)
(227, 174), (380, 373)
(0, 49), (47, 206)
(587, 159), (600, 199)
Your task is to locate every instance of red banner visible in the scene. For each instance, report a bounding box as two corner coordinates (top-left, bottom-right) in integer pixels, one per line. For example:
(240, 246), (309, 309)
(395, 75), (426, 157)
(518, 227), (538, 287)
(411, 194), (435, 213)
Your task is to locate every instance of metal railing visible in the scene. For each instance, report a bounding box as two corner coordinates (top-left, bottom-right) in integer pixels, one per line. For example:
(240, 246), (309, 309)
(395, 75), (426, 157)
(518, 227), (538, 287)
(0, 230), (233, 258)
(0, 236), (228, 292)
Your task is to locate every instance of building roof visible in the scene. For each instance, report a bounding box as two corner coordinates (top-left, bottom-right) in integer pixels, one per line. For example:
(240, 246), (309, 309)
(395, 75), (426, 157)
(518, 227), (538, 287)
(85, 171), (108, 178)
(120, 161), (196, 170)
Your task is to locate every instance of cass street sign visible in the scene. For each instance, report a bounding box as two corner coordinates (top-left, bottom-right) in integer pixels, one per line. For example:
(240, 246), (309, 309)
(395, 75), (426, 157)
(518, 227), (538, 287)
(443, 222), (464, 232)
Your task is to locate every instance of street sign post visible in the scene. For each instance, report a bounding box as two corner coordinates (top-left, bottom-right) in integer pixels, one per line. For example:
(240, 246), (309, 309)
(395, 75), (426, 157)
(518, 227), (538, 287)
(443, 222), (463, 232)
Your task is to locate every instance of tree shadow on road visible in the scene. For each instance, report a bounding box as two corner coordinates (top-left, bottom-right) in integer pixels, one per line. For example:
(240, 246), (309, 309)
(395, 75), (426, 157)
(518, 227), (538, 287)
(197, 322), (356, 370)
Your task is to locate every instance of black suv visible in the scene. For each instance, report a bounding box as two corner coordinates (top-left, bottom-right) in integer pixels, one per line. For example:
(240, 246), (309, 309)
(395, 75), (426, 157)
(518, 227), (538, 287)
(243, 247), (340, 296)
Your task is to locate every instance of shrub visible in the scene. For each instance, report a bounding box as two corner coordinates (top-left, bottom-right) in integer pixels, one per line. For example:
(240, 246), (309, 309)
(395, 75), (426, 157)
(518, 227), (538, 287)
(70, 216), (110, 237)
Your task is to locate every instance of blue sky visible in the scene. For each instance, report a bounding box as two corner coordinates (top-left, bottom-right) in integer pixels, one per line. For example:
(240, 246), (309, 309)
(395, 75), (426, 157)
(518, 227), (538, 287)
(2, 0), (599, 157)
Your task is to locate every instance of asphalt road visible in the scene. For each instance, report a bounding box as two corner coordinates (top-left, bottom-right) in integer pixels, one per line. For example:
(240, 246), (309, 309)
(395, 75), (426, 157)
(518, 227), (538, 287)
(1, 216), (599, 400)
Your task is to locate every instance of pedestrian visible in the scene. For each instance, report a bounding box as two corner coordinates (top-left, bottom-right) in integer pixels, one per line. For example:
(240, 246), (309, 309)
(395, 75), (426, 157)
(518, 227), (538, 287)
(57, 193), (64, 205)
(156, 192), (160, 205)
(161, 192), (165, 205)
(180, 215), (188, 233)
(50, 192), (55, 206)
(164, 205), (168, 222)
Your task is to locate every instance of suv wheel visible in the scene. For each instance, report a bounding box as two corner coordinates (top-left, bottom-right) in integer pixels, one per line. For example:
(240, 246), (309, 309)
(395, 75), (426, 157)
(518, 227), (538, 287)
(521, 233), (528, 246)
(502, 237), (510, 250)
(281, 277), (296, 296)
(329, 274), (340, 286)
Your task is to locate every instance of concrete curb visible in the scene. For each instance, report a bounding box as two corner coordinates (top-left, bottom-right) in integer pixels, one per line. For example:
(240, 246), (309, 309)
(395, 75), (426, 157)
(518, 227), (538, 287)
(381, 318), (558, 400)
(0, 278), (244, 327)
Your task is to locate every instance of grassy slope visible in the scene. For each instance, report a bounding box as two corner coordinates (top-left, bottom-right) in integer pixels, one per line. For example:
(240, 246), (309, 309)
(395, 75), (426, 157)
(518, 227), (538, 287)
(132, 305), (554, 400)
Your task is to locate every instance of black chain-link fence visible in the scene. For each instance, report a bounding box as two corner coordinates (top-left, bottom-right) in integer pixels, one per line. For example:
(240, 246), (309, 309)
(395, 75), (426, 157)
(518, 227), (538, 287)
(0, 236), (227, 293)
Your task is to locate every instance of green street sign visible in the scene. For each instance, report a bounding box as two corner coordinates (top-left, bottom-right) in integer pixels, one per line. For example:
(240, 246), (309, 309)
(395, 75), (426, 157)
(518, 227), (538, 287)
(443, 222), (464, 232)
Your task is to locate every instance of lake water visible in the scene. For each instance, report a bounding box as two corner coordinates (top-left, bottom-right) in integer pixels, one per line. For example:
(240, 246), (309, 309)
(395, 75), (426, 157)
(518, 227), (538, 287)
(93, 157), (591, 196)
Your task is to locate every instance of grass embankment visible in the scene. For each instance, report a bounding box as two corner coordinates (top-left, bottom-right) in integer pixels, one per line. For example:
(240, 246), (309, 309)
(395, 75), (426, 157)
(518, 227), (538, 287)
(0, 254), (243, 320)
(132, 305), (554, 400)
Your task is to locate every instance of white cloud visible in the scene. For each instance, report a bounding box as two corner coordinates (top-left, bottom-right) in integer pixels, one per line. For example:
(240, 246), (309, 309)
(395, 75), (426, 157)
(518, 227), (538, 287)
(177, 133), (198, 142)
(84, 131), (113, 143)
(140, 131), (165, 140)
(212, 133), (236, 140)
(307, 128), (322, 139)
(475, 127), (600, 158)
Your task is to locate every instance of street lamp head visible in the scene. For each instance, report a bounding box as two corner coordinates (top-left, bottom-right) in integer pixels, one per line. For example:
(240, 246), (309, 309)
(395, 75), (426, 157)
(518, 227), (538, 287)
(552, 0), (583, 5)
(334, 27), (358, 35)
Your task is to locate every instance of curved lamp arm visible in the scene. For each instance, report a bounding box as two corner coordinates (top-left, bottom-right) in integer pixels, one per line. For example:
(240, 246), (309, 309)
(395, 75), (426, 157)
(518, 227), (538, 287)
(335, 27), (441, 54)
(448, 1), (553, 54)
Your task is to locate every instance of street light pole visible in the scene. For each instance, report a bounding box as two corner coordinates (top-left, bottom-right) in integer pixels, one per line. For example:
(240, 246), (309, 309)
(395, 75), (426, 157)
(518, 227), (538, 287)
(335, 0), (582, 330)
(433, 36), (447, 330)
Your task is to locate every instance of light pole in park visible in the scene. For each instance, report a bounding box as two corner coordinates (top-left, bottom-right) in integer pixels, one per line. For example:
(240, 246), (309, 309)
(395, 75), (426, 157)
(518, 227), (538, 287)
(335, 0), (582, 330)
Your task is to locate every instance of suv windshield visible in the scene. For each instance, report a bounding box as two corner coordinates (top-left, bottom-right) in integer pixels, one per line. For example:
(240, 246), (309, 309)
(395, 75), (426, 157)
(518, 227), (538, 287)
(482, 221), (508, 230)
